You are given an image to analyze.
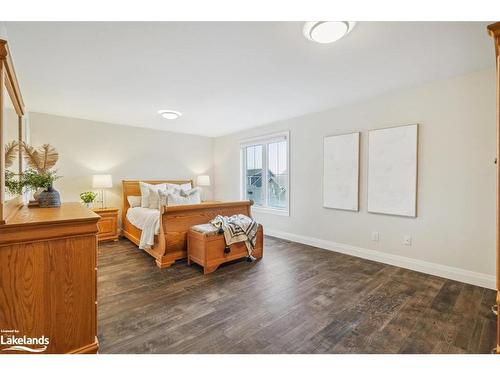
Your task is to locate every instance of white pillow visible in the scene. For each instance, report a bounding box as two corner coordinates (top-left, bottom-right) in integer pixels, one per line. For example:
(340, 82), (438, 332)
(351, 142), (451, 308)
(158, 187), (180, 207)
(127, 195), (141, 208)
(180, 187), (201, 198)
(166, 182), (192, 191)
(148, 186), (182, 209)
(148, 187), (161, 209)
(139, 182), (167, 208)
(166, 187), (201, 206)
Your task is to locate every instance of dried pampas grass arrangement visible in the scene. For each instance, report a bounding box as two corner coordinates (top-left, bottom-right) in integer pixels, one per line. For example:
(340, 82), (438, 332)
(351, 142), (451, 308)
(4, 140), (18, 168)
(22, 142), (59, 174)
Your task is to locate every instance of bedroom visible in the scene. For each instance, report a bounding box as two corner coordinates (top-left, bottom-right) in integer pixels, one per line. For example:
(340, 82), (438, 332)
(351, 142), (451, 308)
(1, 1), (500, 372)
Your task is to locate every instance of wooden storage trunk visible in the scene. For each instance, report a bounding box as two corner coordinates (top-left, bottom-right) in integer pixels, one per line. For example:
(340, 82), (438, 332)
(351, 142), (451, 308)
(187, 224), (263, 274)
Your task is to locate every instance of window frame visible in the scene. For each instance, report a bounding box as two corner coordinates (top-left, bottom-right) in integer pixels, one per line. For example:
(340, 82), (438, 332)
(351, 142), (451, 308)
(240, 131), (290, 216)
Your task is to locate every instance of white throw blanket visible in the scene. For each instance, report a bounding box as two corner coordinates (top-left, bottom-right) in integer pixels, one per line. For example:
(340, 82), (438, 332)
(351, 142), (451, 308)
(126, 207), (160, 249)
(210, 214), (259, 257)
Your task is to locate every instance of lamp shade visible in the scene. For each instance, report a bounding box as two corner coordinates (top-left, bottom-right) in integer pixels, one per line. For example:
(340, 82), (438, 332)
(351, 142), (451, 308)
(196, 175), (211, 186)
(92, 174), (113, 189)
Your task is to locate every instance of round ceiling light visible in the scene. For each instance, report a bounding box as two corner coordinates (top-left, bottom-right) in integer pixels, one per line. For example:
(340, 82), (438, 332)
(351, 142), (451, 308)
(303, 21), (356, 44)
(158, 110), (182, 120)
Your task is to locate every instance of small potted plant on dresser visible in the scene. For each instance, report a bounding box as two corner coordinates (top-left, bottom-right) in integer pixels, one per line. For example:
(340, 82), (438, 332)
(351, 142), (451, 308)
(80, 191), (98, 209)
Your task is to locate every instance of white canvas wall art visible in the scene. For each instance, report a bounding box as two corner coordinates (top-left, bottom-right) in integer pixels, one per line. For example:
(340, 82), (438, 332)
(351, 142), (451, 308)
(323, 132), (360, 211)
(367, 124), (418, 217)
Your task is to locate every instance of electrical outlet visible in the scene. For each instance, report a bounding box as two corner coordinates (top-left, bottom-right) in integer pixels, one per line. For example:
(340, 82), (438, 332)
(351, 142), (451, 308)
(371, 231), (379, 241)
(403, 235), (412, 246)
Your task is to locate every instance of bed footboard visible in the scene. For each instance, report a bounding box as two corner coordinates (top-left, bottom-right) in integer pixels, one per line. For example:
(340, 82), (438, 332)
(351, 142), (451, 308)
(153, 201), (253, 268)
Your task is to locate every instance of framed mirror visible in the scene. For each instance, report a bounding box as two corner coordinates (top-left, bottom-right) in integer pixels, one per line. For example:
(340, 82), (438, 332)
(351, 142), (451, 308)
(1, 39), (25, 224)
(3, 78), (21, 199)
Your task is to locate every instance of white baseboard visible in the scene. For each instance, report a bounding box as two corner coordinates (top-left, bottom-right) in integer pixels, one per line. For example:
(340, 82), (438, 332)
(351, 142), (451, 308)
(265, 228), (496, 290)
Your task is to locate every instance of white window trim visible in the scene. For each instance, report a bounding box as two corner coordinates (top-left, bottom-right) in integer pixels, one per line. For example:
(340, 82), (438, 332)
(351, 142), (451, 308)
(240, 131), (290, 216)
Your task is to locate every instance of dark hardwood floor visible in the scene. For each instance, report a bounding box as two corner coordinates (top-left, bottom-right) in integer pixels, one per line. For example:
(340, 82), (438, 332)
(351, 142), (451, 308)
(97, 236), (497, 354)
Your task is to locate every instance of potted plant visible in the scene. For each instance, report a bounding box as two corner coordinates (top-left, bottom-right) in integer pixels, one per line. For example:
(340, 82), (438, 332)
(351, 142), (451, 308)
(21, 168), (61, 206)
(80, 191), (97, 209)
(21, 142), (61, 207)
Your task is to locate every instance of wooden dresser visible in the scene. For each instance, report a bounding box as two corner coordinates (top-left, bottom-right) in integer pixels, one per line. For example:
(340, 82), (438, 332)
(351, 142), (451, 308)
(0, 202), (100, 354)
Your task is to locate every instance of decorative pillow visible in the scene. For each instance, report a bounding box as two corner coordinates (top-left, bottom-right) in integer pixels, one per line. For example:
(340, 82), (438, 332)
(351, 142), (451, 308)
(180, 187), (201, 198)
(148, 187), (161, 209)
(158, 190), (168, 207)
(166, 193), (189, 206)
(139, 182), (167, 208)
(166, 182), (192, 191)
(149, 186), (184, 209)
(158, 187), (180, 207)
(127, 195), (141, 208)
(166, 187), (201, 206)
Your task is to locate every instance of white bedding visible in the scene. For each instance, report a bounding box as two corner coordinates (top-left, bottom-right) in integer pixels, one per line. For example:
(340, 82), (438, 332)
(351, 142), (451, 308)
(126, 207), (161, 249)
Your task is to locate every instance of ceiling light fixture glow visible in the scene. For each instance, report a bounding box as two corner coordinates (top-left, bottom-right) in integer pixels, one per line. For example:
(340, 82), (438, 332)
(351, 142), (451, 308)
(303, 21), (356, 44)
(158, 110), (182, 120)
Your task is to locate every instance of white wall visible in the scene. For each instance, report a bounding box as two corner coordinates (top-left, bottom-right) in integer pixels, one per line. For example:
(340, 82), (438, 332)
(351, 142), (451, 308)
(29, 112), (214, 216)
(214, 68), (497, 288)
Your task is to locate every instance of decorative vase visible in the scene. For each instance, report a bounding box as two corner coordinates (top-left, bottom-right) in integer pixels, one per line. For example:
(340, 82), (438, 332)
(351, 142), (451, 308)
(33, 188), (44, 201)
(38, 185), (61, 208)
(84, 202), (93, 209)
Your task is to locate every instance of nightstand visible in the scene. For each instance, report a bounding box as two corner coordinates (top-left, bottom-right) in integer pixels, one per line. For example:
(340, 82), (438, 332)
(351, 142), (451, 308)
(93, 207), (119, 242)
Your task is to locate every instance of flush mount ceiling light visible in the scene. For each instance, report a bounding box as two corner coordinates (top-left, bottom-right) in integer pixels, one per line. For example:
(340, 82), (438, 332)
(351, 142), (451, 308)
(303, 21), (356, 44)
(158, 110), (182, 120)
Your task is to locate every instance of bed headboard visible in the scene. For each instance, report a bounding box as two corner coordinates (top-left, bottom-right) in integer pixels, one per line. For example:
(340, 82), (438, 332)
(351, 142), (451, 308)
(122, 179), (193, 212)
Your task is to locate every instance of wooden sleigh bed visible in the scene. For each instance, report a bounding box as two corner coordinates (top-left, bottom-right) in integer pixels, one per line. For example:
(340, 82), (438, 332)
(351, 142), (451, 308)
(122, 180), (254, 268)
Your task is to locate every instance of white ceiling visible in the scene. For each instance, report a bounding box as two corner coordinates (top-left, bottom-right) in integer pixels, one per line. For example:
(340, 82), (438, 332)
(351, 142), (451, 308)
(4, 22), (494, 137)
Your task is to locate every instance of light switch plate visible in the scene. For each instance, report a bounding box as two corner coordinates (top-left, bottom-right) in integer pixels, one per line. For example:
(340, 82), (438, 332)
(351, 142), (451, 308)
(371, 231), (379, 241)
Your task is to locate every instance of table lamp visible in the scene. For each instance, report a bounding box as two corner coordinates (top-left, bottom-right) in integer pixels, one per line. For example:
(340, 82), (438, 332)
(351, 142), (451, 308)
(92, 174), (113, 209)
(196, 175), (211, 201)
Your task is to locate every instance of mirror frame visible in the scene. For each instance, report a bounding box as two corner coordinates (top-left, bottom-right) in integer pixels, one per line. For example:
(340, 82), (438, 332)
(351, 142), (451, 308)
(0, 39), (25, 224)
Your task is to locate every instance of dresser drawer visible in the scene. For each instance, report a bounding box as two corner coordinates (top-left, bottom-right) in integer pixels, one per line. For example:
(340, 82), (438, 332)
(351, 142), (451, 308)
(98, 216), (116, 235)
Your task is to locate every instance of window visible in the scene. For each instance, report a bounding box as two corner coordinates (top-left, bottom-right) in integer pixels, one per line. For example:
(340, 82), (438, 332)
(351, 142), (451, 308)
(241, 132), (289, 214)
